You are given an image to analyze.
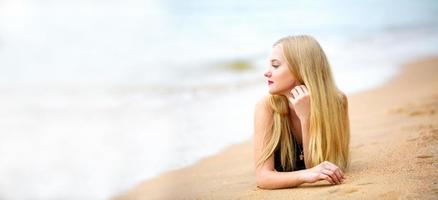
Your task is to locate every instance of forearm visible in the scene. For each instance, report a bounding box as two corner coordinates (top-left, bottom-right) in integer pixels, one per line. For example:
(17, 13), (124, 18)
(257, 170), (306, 189)
(300, 118), (311, 168)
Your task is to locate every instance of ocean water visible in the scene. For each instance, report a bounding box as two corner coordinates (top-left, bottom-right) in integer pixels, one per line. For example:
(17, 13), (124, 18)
(0, 0), (438, 199)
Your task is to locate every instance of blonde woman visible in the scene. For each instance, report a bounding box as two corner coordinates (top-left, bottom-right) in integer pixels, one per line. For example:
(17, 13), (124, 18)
(253, 35), (350, 189)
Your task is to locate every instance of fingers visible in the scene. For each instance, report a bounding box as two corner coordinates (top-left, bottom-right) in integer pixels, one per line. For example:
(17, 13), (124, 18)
(326, 167), (343, 184)
(319, 173), (335, 185)
(294, 86), (304, 95)
(291, 88), (299, 99)
(323, 161), (345, 179)
(321, 169), (341, 185)
(300, 85), (309, 94)
(322, 161), (345, 184)
(297, 85), (306, 94)
(290, 85), (308, 99)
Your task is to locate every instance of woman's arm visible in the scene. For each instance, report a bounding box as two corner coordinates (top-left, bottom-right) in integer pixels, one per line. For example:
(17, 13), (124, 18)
(290, 85), (347, 185)
(253, 96), (306, 189)
(289, 85), (312, 168)
(253, 96), (340, 188)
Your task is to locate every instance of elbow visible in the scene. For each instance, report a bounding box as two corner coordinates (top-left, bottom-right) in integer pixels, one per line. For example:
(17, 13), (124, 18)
(256, 169), (304, 189)
(256, 171), (277, 190)
(256, 176), (269, 189)
(256, 178), (274, 190)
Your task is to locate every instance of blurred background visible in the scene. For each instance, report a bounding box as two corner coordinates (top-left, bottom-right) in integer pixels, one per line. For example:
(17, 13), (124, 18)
(1, 0), (438, 199)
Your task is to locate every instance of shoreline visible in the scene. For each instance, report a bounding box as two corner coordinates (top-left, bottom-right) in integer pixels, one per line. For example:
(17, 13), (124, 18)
(113, 56), (438, 199)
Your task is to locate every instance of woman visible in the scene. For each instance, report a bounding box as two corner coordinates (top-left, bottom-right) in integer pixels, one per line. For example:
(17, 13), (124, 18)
(253, 35), (350, 189)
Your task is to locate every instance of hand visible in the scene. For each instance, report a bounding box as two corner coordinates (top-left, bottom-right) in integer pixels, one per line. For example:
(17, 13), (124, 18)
(288, 85), (310, 121)
(300, 161), (346, 185)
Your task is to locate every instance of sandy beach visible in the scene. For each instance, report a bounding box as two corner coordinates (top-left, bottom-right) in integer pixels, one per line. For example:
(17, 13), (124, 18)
(113, 56), (438, 199)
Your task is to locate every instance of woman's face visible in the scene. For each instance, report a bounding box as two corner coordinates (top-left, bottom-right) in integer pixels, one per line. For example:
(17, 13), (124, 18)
(264, 44), (298, 95)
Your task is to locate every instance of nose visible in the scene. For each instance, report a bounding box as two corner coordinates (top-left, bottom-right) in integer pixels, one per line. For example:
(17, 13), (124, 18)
(264, 70), (271, 78)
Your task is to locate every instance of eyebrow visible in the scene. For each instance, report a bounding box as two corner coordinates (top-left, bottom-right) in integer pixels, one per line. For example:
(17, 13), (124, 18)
(270, 59), (281, 63)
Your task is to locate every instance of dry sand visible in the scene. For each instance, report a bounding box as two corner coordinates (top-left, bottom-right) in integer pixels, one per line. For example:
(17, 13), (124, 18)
(113, 56), (438, 199)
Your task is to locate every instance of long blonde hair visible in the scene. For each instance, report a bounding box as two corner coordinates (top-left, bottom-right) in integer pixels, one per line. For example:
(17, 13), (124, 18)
(257, 35), (350, 171)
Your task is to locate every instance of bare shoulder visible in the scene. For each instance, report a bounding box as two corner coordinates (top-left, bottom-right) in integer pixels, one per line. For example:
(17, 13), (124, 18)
(253, 95), (273, 148)
(254, 95), (274, 131)
(254, 95), (273, 115)
(253, 95), (276, 173)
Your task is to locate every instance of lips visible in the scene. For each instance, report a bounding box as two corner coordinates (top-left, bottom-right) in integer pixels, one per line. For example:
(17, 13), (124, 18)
(268, 80), (274, 85)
